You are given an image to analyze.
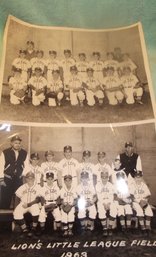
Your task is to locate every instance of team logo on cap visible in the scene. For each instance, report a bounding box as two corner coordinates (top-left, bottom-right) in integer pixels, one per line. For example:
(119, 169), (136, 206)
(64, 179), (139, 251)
(83, 150), (91, 157)
(30, 152), (39, 160)
(11, 135), (22, 142)
(45, 150), (54, 157)
(125, 142), (133, 147)
(64, 145), (72, 152)
(81, 172), (89, 179)
(46, 172), (54, 179)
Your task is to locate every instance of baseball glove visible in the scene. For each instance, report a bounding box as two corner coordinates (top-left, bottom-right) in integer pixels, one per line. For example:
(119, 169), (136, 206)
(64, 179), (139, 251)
(140, 199), (148, 209)
(62, 203), (72, 214)
(14, 89), (25, 98)
(45, 203), (57, 212)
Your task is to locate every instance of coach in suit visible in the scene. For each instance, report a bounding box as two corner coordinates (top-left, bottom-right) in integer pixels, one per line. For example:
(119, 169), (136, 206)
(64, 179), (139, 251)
(0, 135), (29, 209)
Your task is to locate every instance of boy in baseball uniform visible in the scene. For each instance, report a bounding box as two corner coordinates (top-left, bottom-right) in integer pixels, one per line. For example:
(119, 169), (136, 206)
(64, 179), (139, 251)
(12, 49), (31, 82)
(58, 146), (79, 188)
(41, 150), (59, 187)
(89, 52), (104, 84)
(119, 53), (137, 75)
(94, 151), (114, 185)
(28, 67), (47, 106)
(131, 170), (153, 234)
(23, 153), (43, 186)
(77, 172), (97, 234)
(25, 41), (36, 60)
(46, 50), (61, 82)
(115, 171), (133, 233)
(84, 67), (104, 106)
(102, 67), (124, 105)
(61, 49), (75, 83)
(60, 175), (77, 237)
(103, 52), (119, 76)
(65, 65), (85, 106)
(8, 68), (27, 105)
(31, 50), (46, 75)
(76, 53), (89, 81)
(13, 172), (42, 237)
(78, 150), (95, 185)
(96, 171), (117, 236)
(39, 171), (61, 234)
(121, 66), (143, 104)
(46, 69), (64, 107)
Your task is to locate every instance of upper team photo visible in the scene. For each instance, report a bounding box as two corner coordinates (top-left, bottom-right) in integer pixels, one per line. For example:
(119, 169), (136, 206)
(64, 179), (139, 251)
(0, 15), (155, 124)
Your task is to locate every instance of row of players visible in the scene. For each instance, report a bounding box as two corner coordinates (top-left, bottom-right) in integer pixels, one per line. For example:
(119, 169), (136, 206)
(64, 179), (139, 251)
(9, 64), (143, 107)
(11, 46), (138, 83)
(13, 167), (153, 238)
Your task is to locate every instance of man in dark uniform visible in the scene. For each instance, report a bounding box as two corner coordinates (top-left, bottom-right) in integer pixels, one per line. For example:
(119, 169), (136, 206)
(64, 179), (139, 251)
(117, 142), (142, 178)
(0, 135), (28, 209)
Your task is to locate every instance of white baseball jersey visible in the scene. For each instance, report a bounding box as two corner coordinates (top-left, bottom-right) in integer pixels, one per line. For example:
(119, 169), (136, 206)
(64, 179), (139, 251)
(94, 162), (113, 183)
(77, 182), (96, 202)
(103, 75), (121, 90)
(28, 75), (47, 90)
(121, 74), (139, 89)
(58, 158), (79, 186)
(46, 58), (60, 71)
(119, 59), (137, 72)
(47, 77), (63, 92)
(66, 74), (83, 90)
(15, 183), (41, 204)
(76, 61), (89, 72)
(12, 57), (31, 72)
(41, 161), (59, 182)
(9, 76), (27, 91)
(115, 178), (131, 200)
(60, 185), (77, 205)
(41, 183), (60, 203)
(31, 57), (46, 72)
(84, 76), (100, 90)
(78, 162), (95, 184)
(23, 164), (42, 185)
(96, 181), (115, 202)
(103, 60), (119, 71)
(130, 181), (151, 202)
(89, 60), (104, 72)
(61, 58), (75, 73)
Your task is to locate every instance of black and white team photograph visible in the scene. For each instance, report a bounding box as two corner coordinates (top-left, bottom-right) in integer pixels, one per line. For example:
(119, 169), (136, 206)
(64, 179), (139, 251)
(0, 122), (156, 257)
(0, 15), (155, 124)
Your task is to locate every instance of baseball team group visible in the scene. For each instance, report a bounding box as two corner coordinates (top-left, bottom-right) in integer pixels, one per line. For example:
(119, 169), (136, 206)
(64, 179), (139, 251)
(0, 135), (153, 238)
(7, 40), (144, 107)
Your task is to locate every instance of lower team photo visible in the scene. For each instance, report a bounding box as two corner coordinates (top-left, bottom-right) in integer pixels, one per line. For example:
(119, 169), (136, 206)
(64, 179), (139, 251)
(0, 122), (156, 257)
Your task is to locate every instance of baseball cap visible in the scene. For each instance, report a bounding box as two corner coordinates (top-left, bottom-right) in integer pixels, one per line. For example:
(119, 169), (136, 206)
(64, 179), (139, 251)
(101, 171), (109, 178)
(79, 53), (86, 57)
(46, 172), (54, 179)
(64, 174), (72, 180)
(125, 142), (133, 147)
(81, 172), (89, 179)
(49, 50), (57, 55)
(30, 152), (39, 160)
(25, 171), (35, 179)
(134, 170), (143, 178)
(98, 151), (106, 157)
(19, 49), (26, 54)
(27, 41), (34, 45)
(52, 69), (60, 74)
(87, 67), (94, 72)
(11, 135), (22, 142)
(83, 150), (91, 157)
(64, 49), (71, 54)
(34, 67), (42, 72)
(70, 65), (77, 71)
(36, 50), (44, 55)
(92, 51), (100, 56)
(14, 68), (22, 73)
(64, 145), (72, 152)
(45, 150), (54, 157)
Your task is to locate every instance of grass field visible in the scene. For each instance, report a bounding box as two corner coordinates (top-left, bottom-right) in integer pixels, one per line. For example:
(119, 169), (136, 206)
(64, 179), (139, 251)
(0, 92), (154, 124)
